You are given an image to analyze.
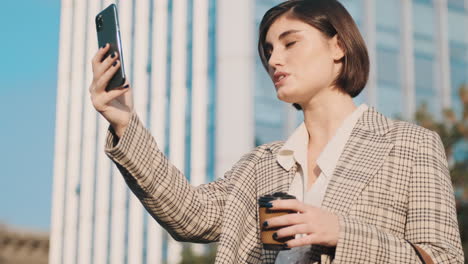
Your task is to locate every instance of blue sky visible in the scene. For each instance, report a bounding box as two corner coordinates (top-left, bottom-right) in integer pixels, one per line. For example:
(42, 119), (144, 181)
(0, 0), (60, 231)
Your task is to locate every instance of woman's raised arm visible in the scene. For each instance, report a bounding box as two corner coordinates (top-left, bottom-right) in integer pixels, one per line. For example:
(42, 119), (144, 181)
(103, 111), (258, 242)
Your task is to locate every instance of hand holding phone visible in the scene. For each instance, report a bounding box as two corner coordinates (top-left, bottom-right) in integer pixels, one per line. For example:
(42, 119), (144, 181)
(89, 4), (133, 138)
(95, 4), (126, 91)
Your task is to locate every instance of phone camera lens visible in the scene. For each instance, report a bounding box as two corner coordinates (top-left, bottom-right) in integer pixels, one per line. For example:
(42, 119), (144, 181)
(96, 15), (103, 31)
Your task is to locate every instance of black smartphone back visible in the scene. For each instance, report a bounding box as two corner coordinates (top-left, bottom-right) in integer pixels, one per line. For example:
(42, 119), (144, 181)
(95, 4), (126, 91)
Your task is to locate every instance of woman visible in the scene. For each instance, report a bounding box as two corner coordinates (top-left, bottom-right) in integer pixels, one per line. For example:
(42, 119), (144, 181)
(89, 0), (463, 263)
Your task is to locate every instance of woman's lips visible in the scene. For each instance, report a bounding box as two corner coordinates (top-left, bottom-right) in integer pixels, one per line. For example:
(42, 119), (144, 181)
(274, 75), (289, 87)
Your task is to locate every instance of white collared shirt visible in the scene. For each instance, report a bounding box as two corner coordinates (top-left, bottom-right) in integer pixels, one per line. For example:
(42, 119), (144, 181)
(275, 104), (368, 264)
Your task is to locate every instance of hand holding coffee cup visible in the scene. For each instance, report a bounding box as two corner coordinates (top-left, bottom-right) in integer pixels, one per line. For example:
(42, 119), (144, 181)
(258, 192), (297, 250)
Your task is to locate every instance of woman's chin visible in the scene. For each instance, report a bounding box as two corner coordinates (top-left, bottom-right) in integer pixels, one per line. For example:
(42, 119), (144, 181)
(276, 89), (297, 104)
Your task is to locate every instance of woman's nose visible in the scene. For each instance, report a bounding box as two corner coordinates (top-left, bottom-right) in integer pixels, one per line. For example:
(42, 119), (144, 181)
(268, 51), (284, 70)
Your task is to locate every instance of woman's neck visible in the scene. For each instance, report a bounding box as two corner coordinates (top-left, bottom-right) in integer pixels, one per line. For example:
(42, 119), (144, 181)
(301, 89), (357, 145)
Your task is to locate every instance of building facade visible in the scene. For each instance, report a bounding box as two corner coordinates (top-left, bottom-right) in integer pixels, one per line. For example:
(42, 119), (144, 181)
(50, 0), (468, 263)
(50, 0), (254, 263)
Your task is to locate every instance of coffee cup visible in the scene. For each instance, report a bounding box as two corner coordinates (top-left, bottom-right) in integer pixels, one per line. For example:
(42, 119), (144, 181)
(258, 192), (296, 250)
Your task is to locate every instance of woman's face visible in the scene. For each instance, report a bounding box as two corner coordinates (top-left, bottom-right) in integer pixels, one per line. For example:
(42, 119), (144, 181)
(264, 15), (344, 106)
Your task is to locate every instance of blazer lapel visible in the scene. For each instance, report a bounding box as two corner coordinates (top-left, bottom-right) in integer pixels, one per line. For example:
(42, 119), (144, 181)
(256, 143), (297, 262)
(257, 143), (297, 197)
(321, 107), (395, 215)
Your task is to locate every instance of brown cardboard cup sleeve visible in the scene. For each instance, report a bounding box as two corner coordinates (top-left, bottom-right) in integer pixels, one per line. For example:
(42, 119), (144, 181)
(258, 192), (297, 250)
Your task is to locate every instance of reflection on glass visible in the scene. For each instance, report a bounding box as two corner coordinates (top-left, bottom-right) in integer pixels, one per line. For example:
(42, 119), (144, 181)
(413, 0), (438, 116)
(255, 0), (288, 146)
(340, 0), (363, 27)
(448, 4), (467, 119)
(376, 0), (401, 118)
(447, 0), (465, 10)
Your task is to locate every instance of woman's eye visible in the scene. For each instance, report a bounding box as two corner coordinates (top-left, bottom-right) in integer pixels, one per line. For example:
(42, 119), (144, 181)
(286, 41), (296, 48)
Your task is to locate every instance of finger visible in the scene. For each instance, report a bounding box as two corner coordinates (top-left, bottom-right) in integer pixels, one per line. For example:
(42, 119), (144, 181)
(95, 60), (121, 92)
(89, 79), (127, 95)
(275, 223), (310, 240)
(120, 80), (130, 88)
(101, 86), (130, 103)
(101, 51), (120, 72)
(118, 81), (133, 108)
(95, 51), (119, 79)
(92, 43), (110, 68)
(283, 233), (319, 248)
(264, 212), (304, 228)
(271, 199), (310, 213)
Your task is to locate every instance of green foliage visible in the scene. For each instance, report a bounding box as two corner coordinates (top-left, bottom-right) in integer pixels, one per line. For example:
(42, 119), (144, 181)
(178, 243), (217, 264)
(411, 84), (468, 190)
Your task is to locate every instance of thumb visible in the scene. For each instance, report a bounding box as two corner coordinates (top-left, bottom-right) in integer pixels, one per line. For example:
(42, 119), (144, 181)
(104, 87), (130, 102)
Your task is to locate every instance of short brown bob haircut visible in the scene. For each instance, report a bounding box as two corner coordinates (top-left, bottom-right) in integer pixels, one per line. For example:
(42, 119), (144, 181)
(258, 0), (369, 110)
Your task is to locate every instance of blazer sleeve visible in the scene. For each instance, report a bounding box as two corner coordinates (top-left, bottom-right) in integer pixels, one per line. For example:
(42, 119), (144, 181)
(104, 112), (252, 243)
(333, 131), (464, 263)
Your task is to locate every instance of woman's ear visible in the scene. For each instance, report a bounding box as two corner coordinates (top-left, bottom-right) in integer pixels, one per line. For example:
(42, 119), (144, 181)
(330, 35), (345, 61)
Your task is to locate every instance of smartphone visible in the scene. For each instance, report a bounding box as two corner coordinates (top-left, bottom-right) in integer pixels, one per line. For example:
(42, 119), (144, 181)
(95, 4), (126, 91)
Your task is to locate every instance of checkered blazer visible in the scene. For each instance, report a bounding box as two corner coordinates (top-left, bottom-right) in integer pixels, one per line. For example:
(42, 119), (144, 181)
(105, 106), (464, 263)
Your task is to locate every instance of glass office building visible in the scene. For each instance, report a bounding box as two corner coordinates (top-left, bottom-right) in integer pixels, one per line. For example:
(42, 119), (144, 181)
(50, 0), (467, 263)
